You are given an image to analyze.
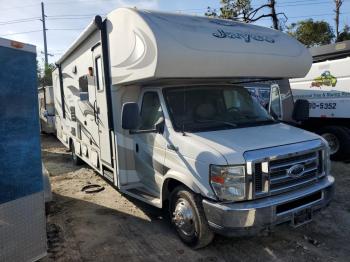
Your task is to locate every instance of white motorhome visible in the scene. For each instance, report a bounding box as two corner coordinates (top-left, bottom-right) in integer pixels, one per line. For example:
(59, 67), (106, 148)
(290, 41), (350, 160)
(53, 8), (334, 248)
(38, 85), (56, 134)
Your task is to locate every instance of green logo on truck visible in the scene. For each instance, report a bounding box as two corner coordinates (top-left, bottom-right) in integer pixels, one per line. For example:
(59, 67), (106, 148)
(311, 71), (337, 88)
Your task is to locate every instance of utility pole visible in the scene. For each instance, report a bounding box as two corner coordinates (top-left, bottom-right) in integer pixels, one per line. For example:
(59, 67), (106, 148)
(269, 0), (279, 30)
(334, 0), (343, 40)
(41, 1), (48, 68)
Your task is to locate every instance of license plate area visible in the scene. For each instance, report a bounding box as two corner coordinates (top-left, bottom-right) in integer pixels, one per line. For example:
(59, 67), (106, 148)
(276, 191), (322, 214)
(292, 208), (312, 227)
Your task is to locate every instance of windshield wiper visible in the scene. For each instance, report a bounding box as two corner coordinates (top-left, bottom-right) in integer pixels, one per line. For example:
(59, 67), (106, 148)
(195, 119), (237, 128)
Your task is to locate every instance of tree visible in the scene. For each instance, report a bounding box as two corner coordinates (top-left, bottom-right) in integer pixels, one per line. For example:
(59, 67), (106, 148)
(287, 19), (335, 47)
(205, 0), (286, 30)
(336, 25), (350, 42)
(333, 0), (343, 39)
(37, 61), (55, 87)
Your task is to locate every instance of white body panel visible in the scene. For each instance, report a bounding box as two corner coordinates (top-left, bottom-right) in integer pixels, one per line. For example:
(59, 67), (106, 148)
(290, 56), (350, 118)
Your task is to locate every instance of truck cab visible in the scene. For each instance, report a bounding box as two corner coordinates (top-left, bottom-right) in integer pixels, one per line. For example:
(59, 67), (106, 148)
(121, 81), (334, 248)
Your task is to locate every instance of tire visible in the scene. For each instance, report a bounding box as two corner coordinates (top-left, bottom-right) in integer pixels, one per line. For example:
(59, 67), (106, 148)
(169, 186), (214, 249)
(71, 142), (83, 166)
(318, 126), (350, 161)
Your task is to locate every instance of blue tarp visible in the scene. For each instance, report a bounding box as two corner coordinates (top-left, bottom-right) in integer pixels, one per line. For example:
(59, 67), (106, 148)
(0, 45), (43, 204)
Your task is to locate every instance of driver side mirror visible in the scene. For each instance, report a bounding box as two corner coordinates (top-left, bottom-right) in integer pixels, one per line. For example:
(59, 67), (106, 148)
(121, 102), (140, 130)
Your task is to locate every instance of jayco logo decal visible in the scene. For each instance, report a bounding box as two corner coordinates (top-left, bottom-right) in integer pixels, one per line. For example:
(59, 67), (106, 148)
(213, 29), (275, 44)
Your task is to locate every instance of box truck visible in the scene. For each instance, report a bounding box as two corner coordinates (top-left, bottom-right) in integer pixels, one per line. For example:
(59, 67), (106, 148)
(0, 38), (47, 261)
(38, 85), (56, 134)
(290, 41), (350, 160)
(53, 8), (334, 248)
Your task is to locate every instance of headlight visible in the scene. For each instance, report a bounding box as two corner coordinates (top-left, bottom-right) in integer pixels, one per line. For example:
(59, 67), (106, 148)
(210, 165), (246, 201)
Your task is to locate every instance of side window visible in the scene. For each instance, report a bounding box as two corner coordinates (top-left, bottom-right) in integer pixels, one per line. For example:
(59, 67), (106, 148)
(270, 85), (282, 119)
(95, 56), (104, 91)
(140, 92), (163, 130)
(78, 75), (89, 102)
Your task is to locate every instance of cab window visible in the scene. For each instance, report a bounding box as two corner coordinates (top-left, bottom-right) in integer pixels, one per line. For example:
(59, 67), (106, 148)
(140, 92), (163, 130)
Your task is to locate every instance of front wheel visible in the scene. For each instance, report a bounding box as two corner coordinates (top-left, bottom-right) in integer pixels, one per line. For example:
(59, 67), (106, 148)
(170, 186), (214, 249)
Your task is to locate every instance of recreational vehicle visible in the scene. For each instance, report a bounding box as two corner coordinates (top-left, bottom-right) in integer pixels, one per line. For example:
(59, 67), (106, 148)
(38, 85), (56, 134)
(53, 8), (334, 248)
(290, 41), (350, 160)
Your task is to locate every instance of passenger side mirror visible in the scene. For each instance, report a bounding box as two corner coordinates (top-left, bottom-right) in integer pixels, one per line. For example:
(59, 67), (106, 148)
(121, 102), (140, 130)
(155, 117), (165, 134)
(293, 99), (309, 122)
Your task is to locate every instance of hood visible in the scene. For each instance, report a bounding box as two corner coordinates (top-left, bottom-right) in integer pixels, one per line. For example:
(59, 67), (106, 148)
(189, 123), (321, 164)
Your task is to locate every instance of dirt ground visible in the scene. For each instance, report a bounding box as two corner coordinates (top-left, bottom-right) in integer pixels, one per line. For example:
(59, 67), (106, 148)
(41, 134), (350, 262)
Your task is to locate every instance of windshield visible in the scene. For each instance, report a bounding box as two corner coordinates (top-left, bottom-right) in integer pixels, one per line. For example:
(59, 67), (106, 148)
(163, 85), (276, 132)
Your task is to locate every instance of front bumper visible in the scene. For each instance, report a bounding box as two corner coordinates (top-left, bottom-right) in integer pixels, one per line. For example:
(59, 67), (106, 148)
(203, 176), (334, 236)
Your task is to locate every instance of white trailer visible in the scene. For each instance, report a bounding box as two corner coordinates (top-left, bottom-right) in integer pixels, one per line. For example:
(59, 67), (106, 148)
(38, 85), (56, 134)
(53, 8), (334, 248)
(290, 41), (350, 159)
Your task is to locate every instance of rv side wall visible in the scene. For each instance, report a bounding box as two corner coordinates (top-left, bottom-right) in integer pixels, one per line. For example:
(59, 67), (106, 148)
(53, 29), (118, 177)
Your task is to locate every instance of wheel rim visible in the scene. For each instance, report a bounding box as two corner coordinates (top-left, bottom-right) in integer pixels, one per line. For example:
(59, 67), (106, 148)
(322, 133), (340, 155)
(172, 198), (195, 237)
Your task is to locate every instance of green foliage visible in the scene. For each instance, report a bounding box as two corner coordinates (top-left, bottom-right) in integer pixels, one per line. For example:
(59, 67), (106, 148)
(336, 25), (350, 42)
(287, 19), (335, 47)
(206, 0), (284, 30)
(37, 62), (55, 87)
(206, 0), (253, 22)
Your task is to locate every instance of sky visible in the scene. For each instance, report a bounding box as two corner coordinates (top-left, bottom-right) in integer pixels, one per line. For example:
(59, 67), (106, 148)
(0, 0), (349, 65)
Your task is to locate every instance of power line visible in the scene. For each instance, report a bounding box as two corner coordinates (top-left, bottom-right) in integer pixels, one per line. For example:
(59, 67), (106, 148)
(278, 1), (335, 8)
(0, 27), (84, 37)
(48, 28), (85, 31)
(0, 17), (40, 26)
(0, 3), (39, 11)
(0, 30), (42, 36)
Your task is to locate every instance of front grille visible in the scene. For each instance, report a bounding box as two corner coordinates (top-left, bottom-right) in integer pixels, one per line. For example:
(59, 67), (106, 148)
(254, 149), (324, 197)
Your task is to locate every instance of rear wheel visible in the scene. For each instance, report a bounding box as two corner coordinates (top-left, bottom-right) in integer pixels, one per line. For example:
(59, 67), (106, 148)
(71, 142), (83, 166)
(318, 126), (350, 160)
(169, 186), (214, 249)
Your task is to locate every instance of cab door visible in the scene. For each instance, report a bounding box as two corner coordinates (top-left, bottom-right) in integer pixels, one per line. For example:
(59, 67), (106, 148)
(133, 91), (167, 193)
(92, 45), (113, 167)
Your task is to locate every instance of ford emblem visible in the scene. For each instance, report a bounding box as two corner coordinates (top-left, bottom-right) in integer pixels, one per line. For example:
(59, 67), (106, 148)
(287, 164), (305, 178)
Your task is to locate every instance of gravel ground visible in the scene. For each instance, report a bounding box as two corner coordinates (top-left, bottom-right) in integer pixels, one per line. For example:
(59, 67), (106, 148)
(41, 134), (350, 262)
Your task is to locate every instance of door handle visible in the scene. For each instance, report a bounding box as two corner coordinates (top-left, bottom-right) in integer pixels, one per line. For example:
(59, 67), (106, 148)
(167, 144), (178, 152)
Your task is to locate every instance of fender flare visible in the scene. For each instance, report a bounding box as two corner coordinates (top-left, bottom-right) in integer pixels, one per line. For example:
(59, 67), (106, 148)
(161, 170), (208, 204)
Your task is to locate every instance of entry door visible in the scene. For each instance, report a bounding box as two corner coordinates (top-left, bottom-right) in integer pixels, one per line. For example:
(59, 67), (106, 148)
(134, 91), (167, 193)
(93, 45), (113, 167)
